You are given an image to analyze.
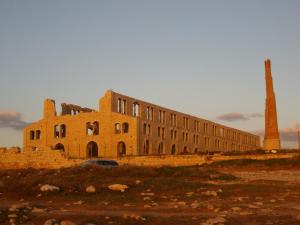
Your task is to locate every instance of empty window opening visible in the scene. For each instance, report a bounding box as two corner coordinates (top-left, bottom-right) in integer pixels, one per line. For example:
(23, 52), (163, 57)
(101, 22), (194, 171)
(117, 98), (121, 113)
(144, 140), (150, 155)
(162, 128), (165, 139)
(158, 142), (164, 154)
(158, 127), (161, 137)
(122, 122), (129, 133)
(54, 143), (64, 151)
(122, 99), (126, 114)
(143, 123), (147, 135)
(171, 144), (176, 155)
(194, 148), (198, 154)
(115, 123), (121, 134)
(117, 141), (126, 157)
(87, 141), (98, 158)
(36, 130), (41, 140)
(54, 125), (60, 138)
(158, 110), (161, 123)
(133, 102), (139, 116)
(86, 121), (99, 136)
(147, 124), (151, 135)
(61, 124), (66, 138)
(30, 131), (35, 140)
(183, 146), (188, 154)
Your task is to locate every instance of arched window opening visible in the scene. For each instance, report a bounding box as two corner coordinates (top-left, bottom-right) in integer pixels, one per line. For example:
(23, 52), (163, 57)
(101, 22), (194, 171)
(93, 121), (99, 135)
(86, 122), (93, 136)
(117, 141), (126, 157)
(36, 130), (41, 140)
(86, 121), (99, 136)
(183, 146), (188, 154)
(171, 144), (176, 155)
(122, 123), (129, 133)
(87, 141), (98, 158)
(158, 142), (164, 154)
(194, 148), (198, 154)
(54, 143), (65, 151)
(132, 102), (139, 117)
(54, 125), (60, 138)
(117, 98), (121, 113)
(61, 124), (66, 138)
(144, 140), (150, 155)
(30, 131), (35, 140)
(115, 123), (121, 134)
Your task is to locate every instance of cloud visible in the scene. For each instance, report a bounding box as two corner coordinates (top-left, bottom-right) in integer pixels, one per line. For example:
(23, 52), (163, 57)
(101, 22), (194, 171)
(217, 112), (263, 122)
(0, 111), (29, 130)
(280, 124), (300, 142)
(253, 124), (300, 142)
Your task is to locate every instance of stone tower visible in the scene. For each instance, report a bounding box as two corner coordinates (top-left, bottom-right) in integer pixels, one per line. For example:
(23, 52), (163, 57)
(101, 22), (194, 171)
(263, 59), (281, 150)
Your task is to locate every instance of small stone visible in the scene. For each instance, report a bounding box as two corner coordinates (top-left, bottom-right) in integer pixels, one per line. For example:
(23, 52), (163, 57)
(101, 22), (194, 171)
(207, 204), (214, 210)
(144, 204), (151, 208)
(32, 207), (46, 213)
(186, 192), (194, 197)
(8, 214), (18, 218)
(143, 197), (151, 201)
(43, 219), (58, 225)
(232, 207), (241, 211)
(191, 202), (200, 209)
(40, 184), (60, 192)
(60, 220), (77, 225)
(135, 180), (141, 184)
(140, 192), (155, 196)
(108, 184), (128, 192)
(86, 185), (96, 193)
(201, 190), (218, 197)
(178, 201), (186, 206)
(73, 200), (84, 205)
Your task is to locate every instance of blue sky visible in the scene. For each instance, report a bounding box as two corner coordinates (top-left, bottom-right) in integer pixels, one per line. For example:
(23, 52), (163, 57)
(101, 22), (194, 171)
(0, 0), (299, 148)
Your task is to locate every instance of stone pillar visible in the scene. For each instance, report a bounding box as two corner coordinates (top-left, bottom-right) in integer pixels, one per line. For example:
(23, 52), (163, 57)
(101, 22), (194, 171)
(263, 59), (281, 150)
(43, 99), (56, 118)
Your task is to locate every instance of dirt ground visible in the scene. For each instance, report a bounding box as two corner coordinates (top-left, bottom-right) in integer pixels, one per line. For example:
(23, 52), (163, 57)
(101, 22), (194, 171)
(1, 156), (300, 225)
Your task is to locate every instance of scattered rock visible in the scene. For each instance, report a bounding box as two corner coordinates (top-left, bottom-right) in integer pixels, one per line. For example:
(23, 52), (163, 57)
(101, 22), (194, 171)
(202, 216), (226, 225)
(201, 190), (218, 197)
(86, 185), (96, 193)
(191, 202), (200, 209)
(108, 184), (128, 192)
(207, 204), (214, 210)
(135, 180), (141, 184)
(140, 192), (155, 196)
(60, 220), (77, 225)
(143, 204), (151, 208)
(232, 207), (241, 211)
(44, 219), (59, 225)
(73, 200), (84, 205)
(186, 192), (194, 197)
(143, 197), (151, 201)
(40, 184), (60, 192)
(31, 207), (46, 213)
(177, 201), (186, 206)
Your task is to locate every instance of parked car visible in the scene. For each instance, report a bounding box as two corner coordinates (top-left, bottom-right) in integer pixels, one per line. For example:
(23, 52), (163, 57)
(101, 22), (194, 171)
(80, 159), (119, 168)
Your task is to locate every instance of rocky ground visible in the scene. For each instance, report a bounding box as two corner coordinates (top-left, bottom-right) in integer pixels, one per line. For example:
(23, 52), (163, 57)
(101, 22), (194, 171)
(1, 155), (300, 225)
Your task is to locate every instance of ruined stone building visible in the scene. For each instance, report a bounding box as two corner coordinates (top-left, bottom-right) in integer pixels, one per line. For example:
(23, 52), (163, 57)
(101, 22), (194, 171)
(23, 90), (260, 158)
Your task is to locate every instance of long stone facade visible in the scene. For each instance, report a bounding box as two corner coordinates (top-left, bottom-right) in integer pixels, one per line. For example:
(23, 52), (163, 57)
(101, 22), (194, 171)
(23, 90), (260, 158)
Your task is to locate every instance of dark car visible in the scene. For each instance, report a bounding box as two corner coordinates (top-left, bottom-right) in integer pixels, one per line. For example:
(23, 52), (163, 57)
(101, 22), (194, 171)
(80, 159), (119, 168)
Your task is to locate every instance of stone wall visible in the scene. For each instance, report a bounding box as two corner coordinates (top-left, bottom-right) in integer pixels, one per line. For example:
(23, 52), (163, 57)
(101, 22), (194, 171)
(0, 148), (82, 169)
(0, 148), (298, 169)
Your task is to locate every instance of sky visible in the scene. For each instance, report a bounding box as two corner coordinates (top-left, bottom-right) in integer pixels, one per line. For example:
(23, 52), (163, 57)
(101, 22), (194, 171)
(0, 0), (299, 148)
